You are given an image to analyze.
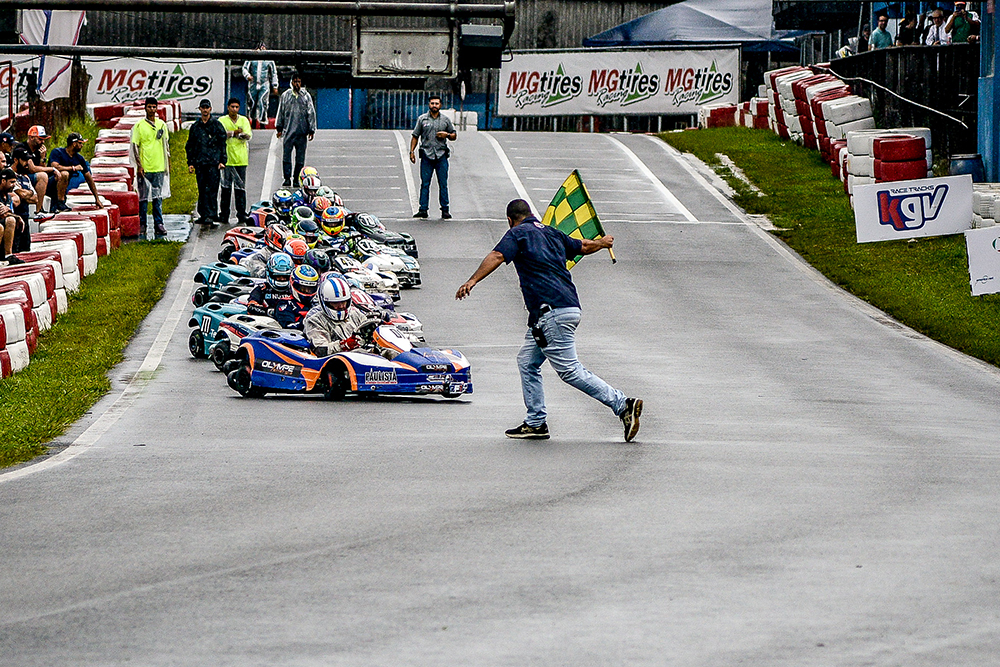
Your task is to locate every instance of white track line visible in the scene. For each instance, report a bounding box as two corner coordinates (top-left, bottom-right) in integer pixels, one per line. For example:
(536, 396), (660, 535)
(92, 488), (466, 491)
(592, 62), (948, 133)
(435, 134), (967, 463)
(0, 275), (197, 484)
(259, 131), (279, 202)
(642, 134), (752, 223)
(605, 135), (697, 222)
(482, 132), (540, 218)
(393, 130), (418, 214)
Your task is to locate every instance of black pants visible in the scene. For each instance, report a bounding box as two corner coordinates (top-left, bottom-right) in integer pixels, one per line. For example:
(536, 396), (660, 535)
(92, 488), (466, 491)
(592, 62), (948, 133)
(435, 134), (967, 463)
(194, 164), (221, 222)
(220, 165), (248, 223)
(282, 134), (308, 186)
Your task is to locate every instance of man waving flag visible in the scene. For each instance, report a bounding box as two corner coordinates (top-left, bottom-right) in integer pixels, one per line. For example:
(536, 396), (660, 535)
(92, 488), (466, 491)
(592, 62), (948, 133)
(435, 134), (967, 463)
(541, 170), (615, 268)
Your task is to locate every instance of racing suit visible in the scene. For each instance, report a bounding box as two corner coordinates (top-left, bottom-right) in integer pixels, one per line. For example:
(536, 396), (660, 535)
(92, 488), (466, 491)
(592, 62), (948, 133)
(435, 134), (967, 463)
(242, 59), (278, 126)
(238, 246), (273, 278)
(246, 283), (299, 328)
(303, 304), (374, 355)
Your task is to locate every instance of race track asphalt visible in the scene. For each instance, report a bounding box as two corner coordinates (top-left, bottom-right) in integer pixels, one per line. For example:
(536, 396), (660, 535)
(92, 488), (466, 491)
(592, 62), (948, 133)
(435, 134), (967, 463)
(3, 130), (1000, 666)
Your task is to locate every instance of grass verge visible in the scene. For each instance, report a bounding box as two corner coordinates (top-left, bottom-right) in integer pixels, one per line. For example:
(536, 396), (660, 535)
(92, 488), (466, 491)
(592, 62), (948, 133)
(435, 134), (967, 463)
(0, 122), (196, 469)
(660, 127), (1000, 367)
(0, 241), (182, 468)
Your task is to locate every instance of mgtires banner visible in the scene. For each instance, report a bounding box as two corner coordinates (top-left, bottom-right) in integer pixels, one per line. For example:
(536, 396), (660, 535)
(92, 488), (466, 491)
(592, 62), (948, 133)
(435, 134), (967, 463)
(498, 48), (739, 117)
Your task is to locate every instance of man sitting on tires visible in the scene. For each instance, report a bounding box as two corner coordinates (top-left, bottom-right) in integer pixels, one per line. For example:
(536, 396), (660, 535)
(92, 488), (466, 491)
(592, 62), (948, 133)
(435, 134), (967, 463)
(304, 274), (378, 356)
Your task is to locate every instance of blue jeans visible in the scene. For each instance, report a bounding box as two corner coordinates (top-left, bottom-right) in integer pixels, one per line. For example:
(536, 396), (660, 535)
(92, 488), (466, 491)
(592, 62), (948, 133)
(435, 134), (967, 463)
(516, 307), (626, 427)
(418, 155), (449, 212)
(138, 198), (163, 233)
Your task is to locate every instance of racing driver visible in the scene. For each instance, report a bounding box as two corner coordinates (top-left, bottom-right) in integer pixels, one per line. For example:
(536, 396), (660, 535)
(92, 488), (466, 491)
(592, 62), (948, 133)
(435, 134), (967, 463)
(246, 252), (300, 328)
(304, 274), (378, 356)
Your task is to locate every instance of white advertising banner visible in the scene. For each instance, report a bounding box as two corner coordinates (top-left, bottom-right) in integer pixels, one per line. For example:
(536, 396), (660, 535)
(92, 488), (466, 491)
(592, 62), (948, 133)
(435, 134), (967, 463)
(86, 59), (225, 113)
(853, 175), (973, 243)
(498, 49), (739, 117)
(0, 56), (40, 111)
(965, 227), (1000, 295)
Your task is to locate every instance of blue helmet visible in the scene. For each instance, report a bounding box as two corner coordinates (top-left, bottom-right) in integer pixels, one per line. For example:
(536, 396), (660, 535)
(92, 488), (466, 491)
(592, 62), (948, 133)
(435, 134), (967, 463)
(266, 252), (294, 290)
(271, 189), (295, 216)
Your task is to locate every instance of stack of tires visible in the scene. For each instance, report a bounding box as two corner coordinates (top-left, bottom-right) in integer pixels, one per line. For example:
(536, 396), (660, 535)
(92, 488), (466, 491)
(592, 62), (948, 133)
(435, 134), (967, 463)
(972, 184), (1000, 228)
(698, 103), (738, 129)
(840, 128), (933, 205)
(765, 66), (812, 141)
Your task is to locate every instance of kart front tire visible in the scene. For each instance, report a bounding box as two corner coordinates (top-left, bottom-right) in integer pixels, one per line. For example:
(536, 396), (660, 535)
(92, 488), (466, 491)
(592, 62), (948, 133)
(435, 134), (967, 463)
(192, 285), (211, 307)
(188, 329), (207, 359)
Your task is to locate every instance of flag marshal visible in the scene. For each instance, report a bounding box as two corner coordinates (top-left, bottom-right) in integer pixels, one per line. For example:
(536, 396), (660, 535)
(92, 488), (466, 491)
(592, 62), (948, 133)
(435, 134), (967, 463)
(541, 170), (616, 268)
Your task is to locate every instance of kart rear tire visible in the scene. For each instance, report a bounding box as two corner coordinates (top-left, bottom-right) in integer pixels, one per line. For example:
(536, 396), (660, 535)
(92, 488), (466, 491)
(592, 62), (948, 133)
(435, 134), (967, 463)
(228, 360), (266, 398)
(442, 390), (463, 399)
(323, 363), (349, 401)
(218, 242), (235, 262)
(210, 338), (232, 371)
(188, 329), (207, 359)
(192, 285), (211, 307)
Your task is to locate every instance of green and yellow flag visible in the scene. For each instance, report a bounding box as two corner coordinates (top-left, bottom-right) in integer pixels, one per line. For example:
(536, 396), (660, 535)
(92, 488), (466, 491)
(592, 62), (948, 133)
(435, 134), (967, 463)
(541, 170), (615, 269)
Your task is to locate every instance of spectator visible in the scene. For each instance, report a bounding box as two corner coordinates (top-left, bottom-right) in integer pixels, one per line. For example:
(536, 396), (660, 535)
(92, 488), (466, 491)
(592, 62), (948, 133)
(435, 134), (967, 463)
(48, 132), (103, 212)
(218, 97), (253, 225)
(946, 2), (979, 43)
(0, 168), (25, 264)
(870, 14), (893, 50)
(186, 98), (228, 228)
(0, 132), (14, 165)
(409, 94), (456, 219)
(275, 72), (316, 188)
(858, 24), (871, 53)
(896, 12), (918, 45)
(9, 147), (35, 252)
(15, 125), (54, 211)
(242, 43), (278, 130)
(131, 96), (171, 240)
(925, 9), (951, 45)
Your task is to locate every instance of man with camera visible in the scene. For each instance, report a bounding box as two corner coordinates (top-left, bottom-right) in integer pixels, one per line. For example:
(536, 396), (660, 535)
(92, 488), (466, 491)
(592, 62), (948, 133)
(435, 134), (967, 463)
(946, 2), (980, 44)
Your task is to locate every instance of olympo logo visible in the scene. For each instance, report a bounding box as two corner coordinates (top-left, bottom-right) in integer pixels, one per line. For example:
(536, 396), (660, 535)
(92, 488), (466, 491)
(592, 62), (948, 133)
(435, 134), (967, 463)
(662, 60), (734, 106)
(505, 63), (583, 109)
(96, 64), (212, 104)
(877, 184), (948, 231)
(588, 62), (660, 108)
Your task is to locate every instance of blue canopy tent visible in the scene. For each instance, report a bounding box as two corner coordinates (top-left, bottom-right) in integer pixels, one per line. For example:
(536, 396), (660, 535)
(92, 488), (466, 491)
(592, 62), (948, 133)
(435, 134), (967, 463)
(583, 0), (800, 54)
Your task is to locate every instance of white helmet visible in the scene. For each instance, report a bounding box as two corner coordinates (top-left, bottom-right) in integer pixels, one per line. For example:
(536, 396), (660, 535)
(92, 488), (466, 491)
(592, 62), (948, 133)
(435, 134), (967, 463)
(319, 274), (352, 321)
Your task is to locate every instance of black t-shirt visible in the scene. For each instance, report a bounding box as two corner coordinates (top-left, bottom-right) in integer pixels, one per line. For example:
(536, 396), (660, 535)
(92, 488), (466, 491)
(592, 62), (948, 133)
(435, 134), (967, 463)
(14, 142), (44, 174)
(494, 217), (583, 325)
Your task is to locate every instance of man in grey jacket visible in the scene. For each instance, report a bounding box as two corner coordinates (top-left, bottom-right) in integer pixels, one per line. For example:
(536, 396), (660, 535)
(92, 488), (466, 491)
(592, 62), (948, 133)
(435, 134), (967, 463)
(275, 72), (316, 188)
(409, 95), (456, 219)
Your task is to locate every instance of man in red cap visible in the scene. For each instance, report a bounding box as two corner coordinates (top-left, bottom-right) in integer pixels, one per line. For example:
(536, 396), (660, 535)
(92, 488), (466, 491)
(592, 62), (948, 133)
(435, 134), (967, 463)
(14, 125), (55, 209)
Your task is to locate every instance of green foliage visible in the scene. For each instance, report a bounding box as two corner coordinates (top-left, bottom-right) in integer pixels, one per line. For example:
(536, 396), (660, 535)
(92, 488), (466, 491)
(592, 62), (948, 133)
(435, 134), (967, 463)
(659, 127), (1000, 367)
(0, 242), (182, 468)
(164, 129), (196, 215)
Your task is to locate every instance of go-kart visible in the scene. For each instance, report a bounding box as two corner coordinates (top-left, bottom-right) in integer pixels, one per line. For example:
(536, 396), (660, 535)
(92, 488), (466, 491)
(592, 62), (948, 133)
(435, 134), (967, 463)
(346, 213), (418, 258)
(226, 322), (471, 399)
(218, 227), (265, 262)
(205, 282), (258, 305)
(188, 302), (247, 358)
(332, 255), (399, 301)
(208, 312), (282, 371)
(192, 262), (255, 306)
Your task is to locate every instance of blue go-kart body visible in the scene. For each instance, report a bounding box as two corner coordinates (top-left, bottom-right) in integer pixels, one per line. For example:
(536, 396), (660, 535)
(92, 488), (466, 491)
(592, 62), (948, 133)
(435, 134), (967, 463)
(187, 302), (248, 358)
(228, 327), (472, 399)
(192, 263), (254, 306)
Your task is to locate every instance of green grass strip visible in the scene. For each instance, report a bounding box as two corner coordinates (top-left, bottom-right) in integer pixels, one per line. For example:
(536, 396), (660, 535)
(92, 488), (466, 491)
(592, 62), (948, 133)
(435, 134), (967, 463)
(660, 127), (1000, 367)
(0, 120), (196, 469)
(0, 242), (182, 467)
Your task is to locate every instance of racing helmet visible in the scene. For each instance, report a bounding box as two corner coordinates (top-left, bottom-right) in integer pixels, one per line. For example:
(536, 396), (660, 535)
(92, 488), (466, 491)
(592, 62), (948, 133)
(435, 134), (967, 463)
(304, 248), (332, 274)
(355, 212), (385, 232)
(319, 274), (353, 321)
(300, 174), (322, 199)
(266, 252), (294, 291)
(320, 206), (347, 236)
(314, 185), (335, 200)
(291, 205), (315, 227)
(283, 238), (309, 264)
(290, 264), (320, 302)
(331, 192), (345, 207)
(299, 166), (318, 183)
(295, 219), (320, 247)
(310, 196), (333, 217)
(263, 223), (291, 252)
(350, 288), (378, 312)
(271, 189), (295, 216)
(355, 238), (388, 257)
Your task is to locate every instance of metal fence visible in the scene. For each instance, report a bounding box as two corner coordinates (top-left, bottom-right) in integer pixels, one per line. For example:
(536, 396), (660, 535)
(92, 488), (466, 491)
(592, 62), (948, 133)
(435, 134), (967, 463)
(828, 43), (979, 157)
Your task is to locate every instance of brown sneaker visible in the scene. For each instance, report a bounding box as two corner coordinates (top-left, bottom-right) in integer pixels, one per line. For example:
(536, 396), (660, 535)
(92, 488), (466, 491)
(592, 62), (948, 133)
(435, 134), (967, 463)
(620, 398), (643, 442)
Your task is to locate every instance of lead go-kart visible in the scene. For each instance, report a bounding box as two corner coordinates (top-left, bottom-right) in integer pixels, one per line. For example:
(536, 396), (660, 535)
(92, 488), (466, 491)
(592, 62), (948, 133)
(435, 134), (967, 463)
(226, 321), (472, 400)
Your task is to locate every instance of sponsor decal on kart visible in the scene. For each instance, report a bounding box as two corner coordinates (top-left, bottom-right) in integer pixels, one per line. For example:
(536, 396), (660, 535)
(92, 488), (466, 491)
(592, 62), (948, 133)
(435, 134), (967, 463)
(426, 374), (452, 382)
(256, 358), (302, 377)
(416, 384), (445, 394)
(364, 369), (398, 385)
